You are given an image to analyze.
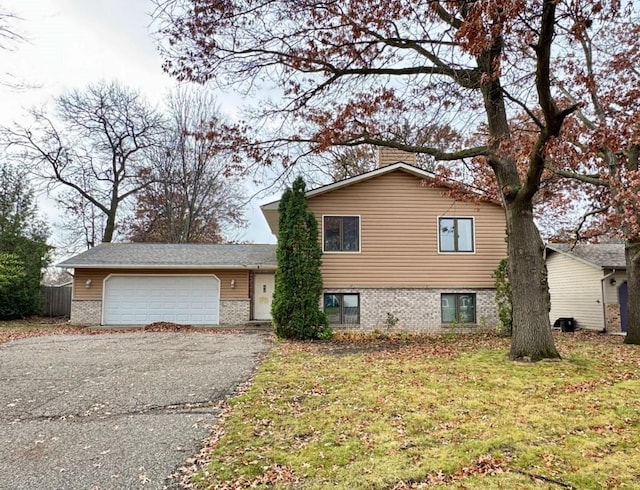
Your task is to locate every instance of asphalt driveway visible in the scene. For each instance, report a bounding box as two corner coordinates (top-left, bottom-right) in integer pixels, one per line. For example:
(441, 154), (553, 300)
(0, 331), (271, 489)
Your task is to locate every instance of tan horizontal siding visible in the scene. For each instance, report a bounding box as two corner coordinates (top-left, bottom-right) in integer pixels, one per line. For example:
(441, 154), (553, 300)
(72, 268), (250, 301)
(377, 148), (417, 167)
(546, 253), (604, 329)
(308, 170), (507, 288)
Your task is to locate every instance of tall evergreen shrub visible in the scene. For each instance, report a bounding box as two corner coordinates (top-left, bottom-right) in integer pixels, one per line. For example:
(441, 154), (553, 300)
(271, 177), (330, 339)
(0, 166), (50, 319)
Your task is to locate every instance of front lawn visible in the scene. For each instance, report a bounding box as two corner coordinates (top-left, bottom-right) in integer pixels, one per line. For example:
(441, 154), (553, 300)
(192, 331), (640, 489)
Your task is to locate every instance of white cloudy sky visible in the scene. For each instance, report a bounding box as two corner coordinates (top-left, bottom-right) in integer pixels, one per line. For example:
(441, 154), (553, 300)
(0, 0), (277, 248)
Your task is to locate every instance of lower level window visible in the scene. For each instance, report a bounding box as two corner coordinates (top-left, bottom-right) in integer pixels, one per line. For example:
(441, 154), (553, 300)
(324, 293), (360, 324)
(441, 293), (476, 323)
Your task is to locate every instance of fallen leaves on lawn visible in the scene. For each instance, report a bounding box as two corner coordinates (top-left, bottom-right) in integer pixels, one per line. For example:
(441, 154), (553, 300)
(281, 330), (511, 360)
(0, 324), (94, 345)
(391, 454), (508, 488)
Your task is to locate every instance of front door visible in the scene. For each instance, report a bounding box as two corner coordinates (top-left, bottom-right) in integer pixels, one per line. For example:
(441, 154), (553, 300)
(254, 274), (275, 320)
(620, 281), (628, 333)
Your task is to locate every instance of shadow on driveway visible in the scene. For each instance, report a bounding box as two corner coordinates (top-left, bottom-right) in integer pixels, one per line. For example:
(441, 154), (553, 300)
(0, 331), (271, 489)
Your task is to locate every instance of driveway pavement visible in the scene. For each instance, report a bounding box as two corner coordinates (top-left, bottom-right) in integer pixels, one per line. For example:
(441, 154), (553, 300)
(0, 332), (271, 489)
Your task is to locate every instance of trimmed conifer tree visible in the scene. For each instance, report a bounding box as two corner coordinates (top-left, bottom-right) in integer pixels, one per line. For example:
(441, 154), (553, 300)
(272, 176), (330, 339)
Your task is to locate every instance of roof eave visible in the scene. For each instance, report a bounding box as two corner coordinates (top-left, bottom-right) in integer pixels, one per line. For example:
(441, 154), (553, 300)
(545, 244), (625, 270)
(57, 263), (277, 270)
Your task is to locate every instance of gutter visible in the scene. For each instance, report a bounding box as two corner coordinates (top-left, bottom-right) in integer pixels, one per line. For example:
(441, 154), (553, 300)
(600, 269), (617, 333)
(56, 264), (277, 270)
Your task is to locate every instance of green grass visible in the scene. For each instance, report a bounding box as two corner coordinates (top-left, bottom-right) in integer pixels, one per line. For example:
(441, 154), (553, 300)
(195, 331), (640, 489)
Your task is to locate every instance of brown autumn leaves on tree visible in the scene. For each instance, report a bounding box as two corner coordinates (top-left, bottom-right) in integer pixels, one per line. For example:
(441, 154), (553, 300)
(156, 0), (640, 358)
(543, 18), (640, 345)
(126, 88), (247, 243)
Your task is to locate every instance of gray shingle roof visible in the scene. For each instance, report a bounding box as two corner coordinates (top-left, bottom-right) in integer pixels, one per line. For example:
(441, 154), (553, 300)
(546, 243), (626, 269)
(57, 243), (277, 269)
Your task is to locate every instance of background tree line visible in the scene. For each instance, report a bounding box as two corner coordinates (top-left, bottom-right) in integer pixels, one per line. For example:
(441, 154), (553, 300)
(0, 78), (247, 318)
(2, 81), (247, 252)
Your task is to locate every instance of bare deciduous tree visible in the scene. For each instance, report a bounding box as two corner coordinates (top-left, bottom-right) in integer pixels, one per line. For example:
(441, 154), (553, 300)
(3, 80), (164, 244)
(126, 87), (246, 243)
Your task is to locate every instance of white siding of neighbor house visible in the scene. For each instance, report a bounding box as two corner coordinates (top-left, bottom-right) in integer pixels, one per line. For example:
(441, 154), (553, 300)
(604, 271), (627, 304)
(547, 252), (604, 330)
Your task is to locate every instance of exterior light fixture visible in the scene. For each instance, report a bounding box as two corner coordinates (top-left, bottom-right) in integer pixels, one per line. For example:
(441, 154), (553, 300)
(85, 279), (92, 288)
(230, 279), (236, 289)
(610, 278), (617, 286)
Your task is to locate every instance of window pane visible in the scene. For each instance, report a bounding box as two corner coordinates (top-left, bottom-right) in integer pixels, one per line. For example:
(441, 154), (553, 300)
(343, 294), (359, 308)
(342, 217), (359, 251)
(458, 294), (476, 323)
(324, 294), (341, 323)
(342, 294), (359, 324)
(439, 218), (455, 252)
(457, 219), (474, 252)
(441, 294), (457, 323)
(324, 217), (341, 251)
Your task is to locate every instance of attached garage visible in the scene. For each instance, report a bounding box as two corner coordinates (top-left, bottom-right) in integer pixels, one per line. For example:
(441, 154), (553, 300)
(58, 243), (277, 326)
(103, 275), (220, 325)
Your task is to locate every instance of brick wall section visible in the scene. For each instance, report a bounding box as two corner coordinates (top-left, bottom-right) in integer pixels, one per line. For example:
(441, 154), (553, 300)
(71, 299), (251, 325)
(325, 288), (498, 332)
(606, 303), (622, 332)
(70, 300), (102, 325)
(220, 300), (251, 324)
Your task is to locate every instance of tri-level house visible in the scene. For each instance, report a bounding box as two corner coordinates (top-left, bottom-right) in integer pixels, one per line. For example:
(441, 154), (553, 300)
(59, 149), (507, 330)
(263, 149), (507, 330)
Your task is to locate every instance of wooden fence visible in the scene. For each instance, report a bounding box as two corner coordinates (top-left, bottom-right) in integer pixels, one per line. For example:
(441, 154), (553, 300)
(41, 286), (72, 318)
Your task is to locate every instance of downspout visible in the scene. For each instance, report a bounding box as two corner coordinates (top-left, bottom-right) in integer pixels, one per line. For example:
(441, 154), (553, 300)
(600, 269), (616, 333)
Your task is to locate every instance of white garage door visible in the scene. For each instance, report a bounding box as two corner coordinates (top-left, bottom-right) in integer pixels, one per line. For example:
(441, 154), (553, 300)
(103, 275), (220, 325)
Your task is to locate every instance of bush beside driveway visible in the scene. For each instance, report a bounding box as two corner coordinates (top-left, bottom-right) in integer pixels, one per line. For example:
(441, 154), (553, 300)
(0, 331), (271, 489)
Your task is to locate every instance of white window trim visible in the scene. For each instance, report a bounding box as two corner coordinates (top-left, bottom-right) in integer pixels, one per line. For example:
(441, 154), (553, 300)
(322, 214), (362, 254)
(437, 216), (476, 255)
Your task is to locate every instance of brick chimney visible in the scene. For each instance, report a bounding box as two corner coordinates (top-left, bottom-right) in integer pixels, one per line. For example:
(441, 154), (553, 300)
(377, 147), (417, 168)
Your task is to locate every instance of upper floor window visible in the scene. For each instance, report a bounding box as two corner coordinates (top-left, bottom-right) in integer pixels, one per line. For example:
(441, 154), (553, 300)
(439, 217), (474, 253)
(323, 216), (360, 252)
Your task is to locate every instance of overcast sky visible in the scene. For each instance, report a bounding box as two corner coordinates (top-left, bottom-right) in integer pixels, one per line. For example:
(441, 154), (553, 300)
(0, 0), (277, 249)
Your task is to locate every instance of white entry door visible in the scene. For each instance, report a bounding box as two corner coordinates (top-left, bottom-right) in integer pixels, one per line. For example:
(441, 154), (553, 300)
(103, 275), (220, 325)
(253, 274), (275, 320)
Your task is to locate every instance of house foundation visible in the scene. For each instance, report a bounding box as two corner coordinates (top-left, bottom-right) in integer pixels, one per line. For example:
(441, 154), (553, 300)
(324, 288), (498, 332)
(70, 300), (102, 325)
(219, 300), (251, 324)
(70, 299), (252, 326)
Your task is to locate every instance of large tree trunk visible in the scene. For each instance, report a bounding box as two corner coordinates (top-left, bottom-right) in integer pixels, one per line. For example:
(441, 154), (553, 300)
(624, 240), (640, 344)
(506, 200), (560, 361)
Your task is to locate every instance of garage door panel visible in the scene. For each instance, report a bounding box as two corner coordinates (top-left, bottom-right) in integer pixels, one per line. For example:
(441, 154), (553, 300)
(103, 276), (220, 325)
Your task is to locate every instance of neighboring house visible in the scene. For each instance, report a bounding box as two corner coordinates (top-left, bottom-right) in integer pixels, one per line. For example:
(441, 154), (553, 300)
(262, 151), (507, 331)
(59, 149), (508, 329)
(545, 243), (627, 332)
(57, 244), (276, 325)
